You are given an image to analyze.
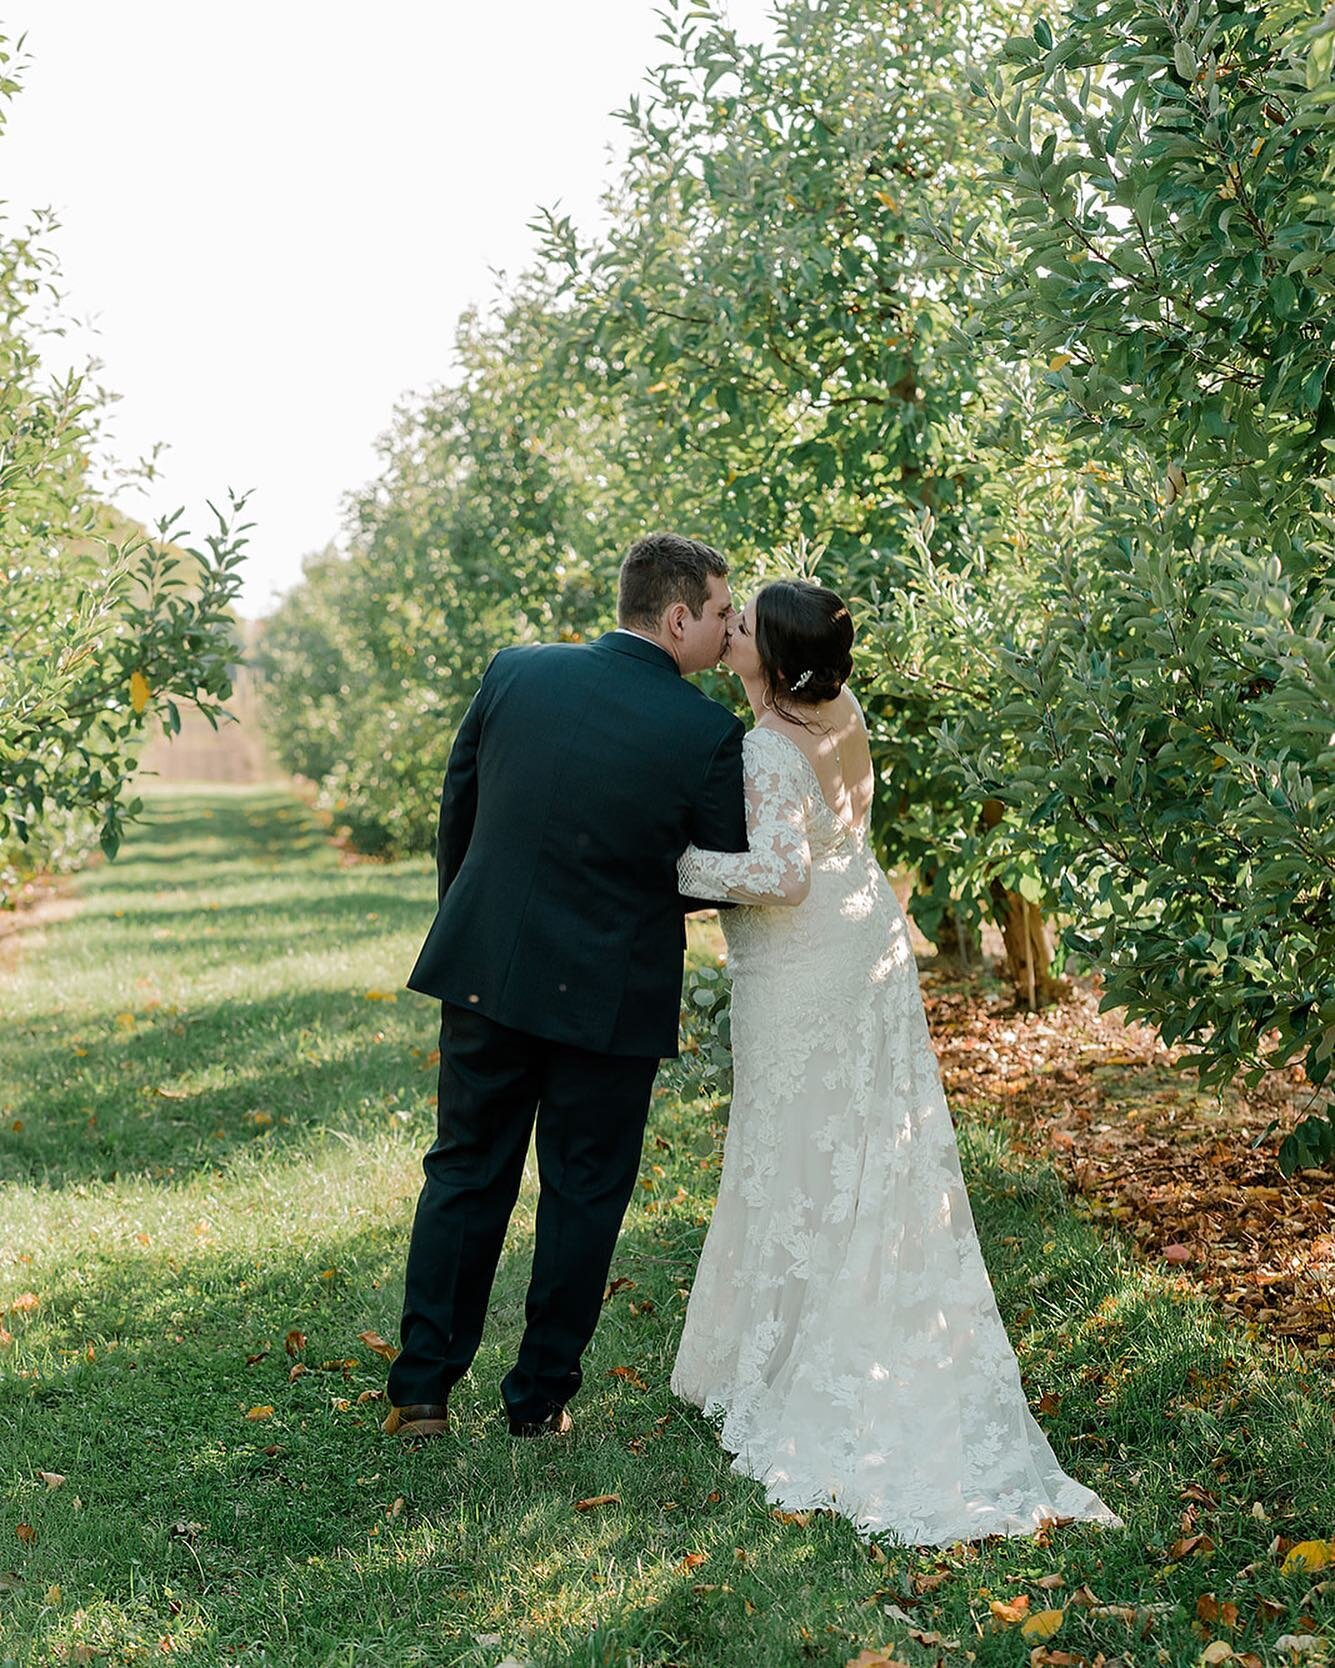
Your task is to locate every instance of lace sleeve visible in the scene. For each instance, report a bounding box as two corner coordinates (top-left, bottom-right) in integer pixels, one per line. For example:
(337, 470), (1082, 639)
(678, 732), (811, 906)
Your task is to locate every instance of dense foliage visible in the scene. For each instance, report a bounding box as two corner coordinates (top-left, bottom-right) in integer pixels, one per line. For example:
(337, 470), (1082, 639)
(910, 0), (1335, 1162)
(0, 34), (246, 904)
(261, 0), (1333, 1165)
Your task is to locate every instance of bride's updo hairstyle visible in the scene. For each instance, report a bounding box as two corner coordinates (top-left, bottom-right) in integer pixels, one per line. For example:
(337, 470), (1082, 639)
(754, 578), (854, 727)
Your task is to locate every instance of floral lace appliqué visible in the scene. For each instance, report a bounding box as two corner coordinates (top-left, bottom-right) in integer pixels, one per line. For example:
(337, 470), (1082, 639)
(671, 723), (1125, 1549)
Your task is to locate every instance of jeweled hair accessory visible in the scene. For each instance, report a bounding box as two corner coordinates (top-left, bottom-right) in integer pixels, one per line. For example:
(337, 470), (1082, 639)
(791, 669), (813, 691)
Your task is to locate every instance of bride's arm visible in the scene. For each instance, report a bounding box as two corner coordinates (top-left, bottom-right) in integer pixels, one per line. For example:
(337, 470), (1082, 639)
(677, 750), (811, 906)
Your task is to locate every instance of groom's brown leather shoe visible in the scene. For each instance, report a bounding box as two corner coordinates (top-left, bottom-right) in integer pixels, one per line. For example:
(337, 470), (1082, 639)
(507, 1405), (573, 1439)
(381, 1402), (449, 1441)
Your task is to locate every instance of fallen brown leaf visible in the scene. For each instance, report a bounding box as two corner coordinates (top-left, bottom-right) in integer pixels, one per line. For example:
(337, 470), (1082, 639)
(1197, 1593), (1240, 1628)
(990, 1594), (1031, 1624)
(1168, 1532), (1215, 1559)
(606, 1365), (648, 1390)
(908, 1626), (961, 1648)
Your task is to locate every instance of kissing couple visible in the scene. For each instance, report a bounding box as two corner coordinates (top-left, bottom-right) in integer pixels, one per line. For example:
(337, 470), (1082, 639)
(381, 531), (1124, 1548)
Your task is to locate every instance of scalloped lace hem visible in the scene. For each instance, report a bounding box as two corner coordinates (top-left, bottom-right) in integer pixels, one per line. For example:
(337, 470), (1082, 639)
(672, 1380), (1126, 1548)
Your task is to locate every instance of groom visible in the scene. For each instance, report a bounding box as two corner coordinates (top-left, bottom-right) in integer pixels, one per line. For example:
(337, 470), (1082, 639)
(382, 532), (747, 1440)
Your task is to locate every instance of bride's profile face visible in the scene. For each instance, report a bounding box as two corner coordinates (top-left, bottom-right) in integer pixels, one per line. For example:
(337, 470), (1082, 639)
(723, 595), (762, 678)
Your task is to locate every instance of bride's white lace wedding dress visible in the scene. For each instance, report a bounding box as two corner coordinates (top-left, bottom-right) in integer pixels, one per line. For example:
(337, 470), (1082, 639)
(673, 716), (1124, 1548)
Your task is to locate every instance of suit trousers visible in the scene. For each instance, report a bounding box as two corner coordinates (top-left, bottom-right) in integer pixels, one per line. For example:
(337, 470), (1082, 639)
(386, 1001), (661, 1423)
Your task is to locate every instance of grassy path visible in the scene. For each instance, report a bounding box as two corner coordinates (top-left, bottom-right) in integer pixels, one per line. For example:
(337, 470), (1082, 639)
(2, 786), (1333, 1668)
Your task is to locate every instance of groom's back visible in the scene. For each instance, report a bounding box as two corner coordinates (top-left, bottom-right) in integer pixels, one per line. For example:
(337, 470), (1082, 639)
(405, 631), (745, 1057)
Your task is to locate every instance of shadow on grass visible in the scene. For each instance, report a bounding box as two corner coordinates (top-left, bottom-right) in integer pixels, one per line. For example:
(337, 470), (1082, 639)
(6, 789), (1332, 1665)
(5, 1092), (1330, 1665)
(1, 984), (445, 1188)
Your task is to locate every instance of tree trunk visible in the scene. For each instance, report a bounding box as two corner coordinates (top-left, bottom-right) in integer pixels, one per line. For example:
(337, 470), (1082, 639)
(979, 796), (1063, 1010)
(988, 878), (1065, 1010)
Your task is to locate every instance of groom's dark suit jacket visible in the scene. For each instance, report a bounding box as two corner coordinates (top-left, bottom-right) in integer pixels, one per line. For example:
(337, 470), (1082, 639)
(405, 629), (747, 1058)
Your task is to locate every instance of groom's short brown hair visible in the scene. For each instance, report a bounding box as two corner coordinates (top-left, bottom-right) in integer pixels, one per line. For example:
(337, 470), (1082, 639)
(617, 531), (728, 630)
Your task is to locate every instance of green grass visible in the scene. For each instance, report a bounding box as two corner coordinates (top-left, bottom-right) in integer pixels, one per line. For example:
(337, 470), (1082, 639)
(2, 785), (1333, 1668)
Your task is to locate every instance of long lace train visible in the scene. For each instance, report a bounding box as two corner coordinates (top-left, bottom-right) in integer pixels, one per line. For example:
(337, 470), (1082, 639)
(672, 724), (1124, 1547)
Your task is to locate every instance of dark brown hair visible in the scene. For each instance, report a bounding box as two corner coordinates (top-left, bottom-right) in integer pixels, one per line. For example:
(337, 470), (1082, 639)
(617, 531), (728, 630)
(754, 578), (854, 726)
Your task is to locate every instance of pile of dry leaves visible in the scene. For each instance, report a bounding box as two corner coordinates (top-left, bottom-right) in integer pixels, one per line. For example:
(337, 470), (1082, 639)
(924, 968), (1335, 1361)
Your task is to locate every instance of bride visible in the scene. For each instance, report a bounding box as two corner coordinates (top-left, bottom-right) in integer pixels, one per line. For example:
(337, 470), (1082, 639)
(673, 577), (1124, 1549)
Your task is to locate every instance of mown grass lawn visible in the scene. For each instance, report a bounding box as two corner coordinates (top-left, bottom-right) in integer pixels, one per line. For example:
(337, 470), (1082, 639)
(2, 786), (1333, 1668)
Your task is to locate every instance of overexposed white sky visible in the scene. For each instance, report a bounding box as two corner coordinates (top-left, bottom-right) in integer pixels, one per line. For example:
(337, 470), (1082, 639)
(4, 2), (776, 616)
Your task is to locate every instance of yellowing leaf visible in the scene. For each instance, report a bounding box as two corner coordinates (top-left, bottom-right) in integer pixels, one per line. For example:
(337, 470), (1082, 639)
(1049, 353), (1073, 371)
(574, 1493), (621, 1512)
(1020, 1608), (1065, 1639)
(364, 989), (398, 1002)
(876, 189), (900, 211)
(990, 1594), (1031, 1624)
(245, 1405), (274, 1421)
(1281, 1540), (1331, 1575)
(44, 1583), (61, 1605)
(129, 670), (151, 714)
